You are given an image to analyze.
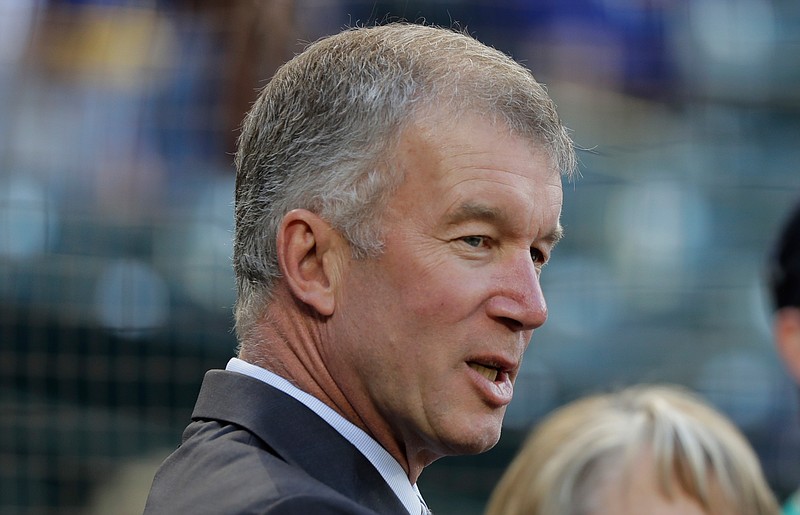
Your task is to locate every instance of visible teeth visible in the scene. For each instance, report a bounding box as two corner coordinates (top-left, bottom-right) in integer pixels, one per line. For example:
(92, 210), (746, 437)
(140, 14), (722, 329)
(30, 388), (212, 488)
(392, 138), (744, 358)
(470, 363), (498, 382)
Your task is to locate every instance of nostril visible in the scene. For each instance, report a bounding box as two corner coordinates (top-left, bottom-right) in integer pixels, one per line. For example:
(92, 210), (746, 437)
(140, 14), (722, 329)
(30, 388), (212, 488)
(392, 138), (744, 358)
(497, 316), (525, 332)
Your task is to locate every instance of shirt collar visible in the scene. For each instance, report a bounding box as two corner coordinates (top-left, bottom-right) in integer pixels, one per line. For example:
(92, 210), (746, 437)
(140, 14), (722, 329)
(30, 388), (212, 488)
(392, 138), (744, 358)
(226, 357), (424, 515)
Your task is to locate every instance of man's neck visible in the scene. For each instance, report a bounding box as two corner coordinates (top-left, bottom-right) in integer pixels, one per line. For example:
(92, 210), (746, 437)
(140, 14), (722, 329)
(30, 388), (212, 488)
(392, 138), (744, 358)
(237, 293), (436, 483)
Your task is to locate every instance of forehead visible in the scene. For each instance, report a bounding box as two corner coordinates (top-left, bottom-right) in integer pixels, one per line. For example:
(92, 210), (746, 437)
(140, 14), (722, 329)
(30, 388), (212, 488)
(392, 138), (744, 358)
(426, 106), (554, 162)
(401, 110), (551, 167)
(594, 451), (713, 515)
(389, 111), (562, 226)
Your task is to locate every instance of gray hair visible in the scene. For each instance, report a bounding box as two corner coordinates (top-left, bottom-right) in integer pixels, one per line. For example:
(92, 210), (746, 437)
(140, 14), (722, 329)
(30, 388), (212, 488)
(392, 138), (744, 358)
(233, 23), (576, 338)
(485, 385), (780, 515)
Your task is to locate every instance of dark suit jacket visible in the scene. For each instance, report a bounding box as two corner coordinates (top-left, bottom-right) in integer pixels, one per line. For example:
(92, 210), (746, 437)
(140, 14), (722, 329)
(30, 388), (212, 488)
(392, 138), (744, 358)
(144, 370), (411, 514)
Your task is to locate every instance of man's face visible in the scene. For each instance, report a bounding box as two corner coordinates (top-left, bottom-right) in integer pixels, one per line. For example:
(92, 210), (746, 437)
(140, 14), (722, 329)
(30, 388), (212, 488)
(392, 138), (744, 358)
(325, 112), (564, 469)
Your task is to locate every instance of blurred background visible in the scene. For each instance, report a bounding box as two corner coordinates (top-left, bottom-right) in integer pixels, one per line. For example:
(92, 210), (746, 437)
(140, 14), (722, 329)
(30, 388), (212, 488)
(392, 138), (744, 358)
(1, 0), (799, 513)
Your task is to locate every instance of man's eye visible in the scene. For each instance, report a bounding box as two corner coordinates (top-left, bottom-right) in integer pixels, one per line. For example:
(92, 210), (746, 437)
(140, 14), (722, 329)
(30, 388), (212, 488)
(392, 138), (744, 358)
(530, 247), (546, 264)
(462, 236), (486, 248)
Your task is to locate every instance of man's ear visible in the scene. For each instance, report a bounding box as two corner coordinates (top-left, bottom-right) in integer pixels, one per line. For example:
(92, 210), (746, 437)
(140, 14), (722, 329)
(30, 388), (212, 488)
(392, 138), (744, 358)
(775, 307), (800, 384)
(277, 209), (346, 317)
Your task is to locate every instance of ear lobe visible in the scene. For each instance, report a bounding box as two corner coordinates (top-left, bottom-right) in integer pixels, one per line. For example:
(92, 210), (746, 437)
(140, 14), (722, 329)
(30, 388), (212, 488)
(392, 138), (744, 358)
(277, 209), (344, 317)
(774, 307), (800, 384)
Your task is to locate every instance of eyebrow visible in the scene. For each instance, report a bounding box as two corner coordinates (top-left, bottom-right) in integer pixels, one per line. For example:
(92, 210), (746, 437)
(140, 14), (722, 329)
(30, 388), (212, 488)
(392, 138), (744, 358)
(545, 224), (565, 249)
(445, 202), (565, 247)
(445, 202), (503, 227)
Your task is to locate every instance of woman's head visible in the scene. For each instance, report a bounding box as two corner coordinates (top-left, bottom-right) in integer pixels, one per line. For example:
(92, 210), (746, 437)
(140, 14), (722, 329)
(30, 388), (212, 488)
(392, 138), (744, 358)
(485, 385), (779, 515)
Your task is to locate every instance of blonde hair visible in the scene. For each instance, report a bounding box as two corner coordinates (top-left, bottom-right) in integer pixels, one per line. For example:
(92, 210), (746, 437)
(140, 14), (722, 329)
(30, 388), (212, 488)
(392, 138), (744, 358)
(485, 385), (779, 515)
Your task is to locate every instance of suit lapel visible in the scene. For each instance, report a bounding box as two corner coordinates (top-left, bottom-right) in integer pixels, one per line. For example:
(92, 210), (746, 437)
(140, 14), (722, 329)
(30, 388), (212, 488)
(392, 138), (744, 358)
(191, 370), (410, 514)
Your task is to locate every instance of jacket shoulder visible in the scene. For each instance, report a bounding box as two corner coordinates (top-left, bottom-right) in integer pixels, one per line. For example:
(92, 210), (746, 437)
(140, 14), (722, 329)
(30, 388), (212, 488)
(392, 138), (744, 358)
(144, 419), (381, 514)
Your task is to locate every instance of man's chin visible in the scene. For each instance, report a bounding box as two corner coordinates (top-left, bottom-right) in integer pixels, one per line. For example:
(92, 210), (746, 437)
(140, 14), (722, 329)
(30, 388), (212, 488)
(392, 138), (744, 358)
(441, 425), (503, 456)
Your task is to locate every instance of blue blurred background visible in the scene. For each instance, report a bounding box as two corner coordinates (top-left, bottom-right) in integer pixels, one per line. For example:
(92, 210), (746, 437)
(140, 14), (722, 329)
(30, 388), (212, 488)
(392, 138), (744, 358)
(1, 1), (799, 513)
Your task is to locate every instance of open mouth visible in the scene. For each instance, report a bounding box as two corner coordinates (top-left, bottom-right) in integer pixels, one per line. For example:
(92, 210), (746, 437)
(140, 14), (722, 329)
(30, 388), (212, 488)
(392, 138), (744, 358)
(468, 362), (500, 382)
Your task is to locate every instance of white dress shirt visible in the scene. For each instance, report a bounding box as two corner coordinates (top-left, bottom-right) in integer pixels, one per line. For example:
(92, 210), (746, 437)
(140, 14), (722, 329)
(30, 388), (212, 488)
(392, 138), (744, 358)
(225, 358), (428, 515)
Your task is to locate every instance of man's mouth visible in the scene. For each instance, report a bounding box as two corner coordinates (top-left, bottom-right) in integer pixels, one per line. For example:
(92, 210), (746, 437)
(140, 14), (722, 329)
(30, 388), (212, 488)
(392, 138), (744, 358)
(468, 362), (499, 382)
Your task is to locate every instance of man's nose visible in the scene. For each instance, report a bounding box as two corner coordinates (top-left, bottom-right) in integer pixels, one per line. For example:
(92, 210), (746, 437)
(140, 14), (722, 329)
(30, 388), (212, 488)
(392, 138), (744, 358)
(486, 253), (548, 332)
